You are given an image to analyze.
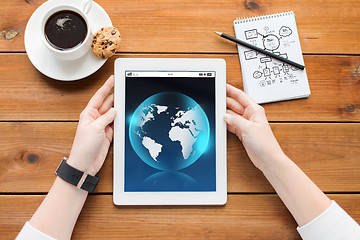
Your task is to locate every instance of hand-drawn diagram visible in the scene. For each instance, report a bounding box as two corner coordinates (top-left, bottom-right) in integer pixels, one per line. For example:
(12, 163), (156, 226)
(243, 26), (299, 87)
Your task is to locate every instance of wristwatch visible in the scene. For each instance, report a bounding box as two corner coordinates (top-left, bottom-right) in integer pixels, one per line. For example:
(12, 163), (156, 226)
(55, 157), (100, 192)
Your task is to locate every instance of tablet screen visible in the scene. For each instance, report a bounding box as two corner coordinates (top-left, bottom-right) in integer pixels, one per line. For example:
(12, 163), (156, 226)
(124, 71), (216, 192)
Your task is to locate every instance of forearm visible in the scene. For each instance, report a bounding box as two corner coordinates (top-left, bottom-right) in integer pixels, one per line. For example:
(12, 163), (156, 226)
(29, 177), (88, 240)
(19, 76), (115, 240)
(261, 153), (332, 227)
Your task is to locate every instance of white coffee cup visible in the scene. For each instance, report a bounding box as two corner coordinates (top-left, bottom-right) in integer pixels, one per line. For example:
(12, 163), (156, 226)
(40, 0), (93, 61)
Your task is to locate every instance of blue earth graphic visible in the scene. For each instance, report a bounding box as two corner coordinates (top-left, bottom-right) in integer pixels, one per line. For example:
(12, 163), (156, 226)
(129, 92), (210, 171)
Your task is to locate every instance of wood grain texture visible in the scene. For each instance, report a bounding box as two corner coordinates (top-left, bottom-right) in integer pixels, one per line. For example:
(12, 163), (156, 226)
(1, 122), (359, 193)
(0, 0), (359, 54)
(1, 1), (359, 239)
(1, 194), (359, 240)
(0, 54), (359, 122)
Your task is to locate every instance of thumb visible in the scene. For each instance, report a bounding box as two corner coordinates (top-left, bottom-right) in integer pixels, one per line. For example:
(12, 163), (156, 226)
(96, 108), (117, 129)
(223, 111), (249, 132)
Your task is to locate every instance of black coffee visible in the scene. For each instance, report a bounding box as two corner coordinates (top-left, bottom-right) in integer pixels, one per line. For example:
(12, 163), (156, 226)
(45, 10), (87, 51)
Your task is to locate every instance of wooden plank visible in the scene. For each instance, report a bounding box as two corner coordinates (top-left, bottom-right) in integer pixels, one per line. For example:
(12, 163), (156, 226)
(1, 194), (359, 240)
(0, 54), (359, 121)
(0, 0), (359, 54)
(1, 122), (359, 193)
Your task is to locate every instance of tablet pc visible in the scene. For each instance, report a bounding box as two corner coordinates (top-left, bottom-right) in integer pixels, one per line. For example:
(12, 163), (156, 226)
(113, 58), (227, 205)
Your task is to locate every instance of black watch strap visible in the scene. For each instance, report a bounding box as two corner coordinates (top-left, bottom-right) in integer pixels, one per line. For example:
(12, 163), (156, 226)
(55, 157), (100, 192)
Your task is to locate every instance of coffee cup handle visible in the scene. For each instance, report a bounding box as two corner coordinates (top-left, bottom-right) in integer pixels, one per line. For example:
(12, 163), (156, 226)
(80, 0), (93, 14)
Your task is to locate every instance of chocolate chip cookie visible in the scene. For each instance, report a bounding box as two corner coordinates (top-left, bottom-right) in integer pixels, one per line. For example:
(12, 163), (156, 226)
(91, 26), (121, 59)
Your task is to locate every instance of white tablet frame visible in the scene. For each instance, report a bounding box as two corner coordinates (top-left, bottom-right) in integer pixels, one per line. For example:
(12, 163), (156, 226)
(113, 58), (227, 205)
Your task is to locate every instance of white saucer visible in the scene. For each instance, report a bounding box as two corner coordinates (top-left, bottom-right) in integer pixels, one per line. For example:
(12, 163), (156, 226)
(24, 0), (112, 81)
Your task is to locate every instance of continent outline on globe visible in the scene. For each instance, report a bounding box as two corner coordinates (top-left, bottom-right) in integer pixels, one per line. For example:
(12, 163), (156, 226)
(129, 92), (210, 171)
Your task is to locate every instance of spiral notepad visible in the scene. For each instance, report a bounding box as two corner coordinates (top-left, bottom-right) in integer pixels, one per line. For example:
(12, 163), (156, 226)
(234, 11), (310, 104)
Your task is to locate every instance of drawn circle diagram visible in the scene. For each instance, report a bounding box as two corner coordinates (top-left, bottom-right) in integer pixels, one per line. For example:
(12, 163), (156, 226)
(263, 34), (280, 51)
(279, 26), (292, 37)
(253, 70), (263, 79)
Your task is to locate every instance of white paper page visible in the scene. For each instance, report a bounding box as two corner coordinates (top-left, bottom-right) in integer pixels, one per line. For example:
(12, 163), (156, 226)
(234, 12), (310, 104)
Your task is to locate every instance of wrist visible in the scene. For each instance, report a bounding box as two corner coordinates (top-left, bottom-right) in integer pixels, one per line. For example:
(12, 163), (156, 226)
(67, 156), (97, 176)
(258, 150), (289, 174)
(55, 176), (88, 195)
(56, 157), (100, 192)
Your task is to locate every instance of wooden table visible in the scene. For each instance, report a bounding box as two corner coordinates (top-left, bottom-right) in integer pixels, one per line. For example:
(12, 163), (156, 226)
(1, 0), (359, 239)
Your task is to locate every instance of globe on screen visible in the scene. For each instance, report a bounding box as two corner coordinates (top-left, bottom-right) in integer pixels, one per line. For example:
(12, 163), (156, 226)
(129, 92), (210, 171)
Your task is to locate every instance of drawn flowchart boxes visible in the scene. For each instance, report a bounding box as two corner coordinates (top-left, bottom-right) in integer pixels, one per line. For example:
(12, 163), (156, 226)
(244, 50), (258, 60)
(273, 66), (280, 75)
(280, 53), (288, 59)
(259, 80), (266, 87)
(245, 29), (258, 40)
(283, 65), (289, 73)
(263, 68), (271, 77)
(260, 57), (272, 63)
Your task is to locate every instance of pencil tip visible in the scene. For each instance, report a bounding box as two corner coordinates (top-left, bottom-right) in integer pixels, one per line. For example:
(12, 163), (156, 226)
(213, 31), (222, 35)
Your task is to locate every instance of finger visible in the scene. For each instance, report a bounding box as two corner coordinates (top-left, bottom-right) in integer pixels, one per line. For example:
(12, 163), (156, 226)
(226, 123), (237, 135)
(226, 109), (241, 117)
(223, 109), (249, 132)
(87, 75), (115, 109)
(226, 84), (256, 108)
(227, 96), (245, 115)
(95, 108), (117, 129)
(110, 123), (115, 139)
(99, 93), (114, 115)
(105, 125), (114, 142)
(242, 103), (267, 122)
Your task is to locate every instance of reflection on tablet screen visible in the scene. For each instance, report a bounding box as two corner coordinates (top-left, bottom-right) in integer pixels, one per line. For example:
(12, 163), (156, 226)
(124, 71), (216, 192)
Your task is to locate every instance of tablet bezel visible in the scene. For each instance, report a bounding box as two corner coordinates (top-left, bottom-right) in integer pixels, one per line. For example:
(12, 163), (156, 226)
(113, 58), (227, 205)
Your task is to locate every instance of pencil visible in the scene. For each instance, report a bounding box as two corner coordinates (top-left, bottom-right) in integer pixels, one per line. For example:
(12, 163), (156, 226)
(214, 31), (305, 70)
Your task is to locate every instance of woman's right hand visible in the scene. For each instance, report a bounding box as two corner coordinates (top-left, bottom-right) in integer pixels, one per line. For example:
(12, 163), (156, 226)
(223, 84), (284, 171)
(67, 75), (116, 176)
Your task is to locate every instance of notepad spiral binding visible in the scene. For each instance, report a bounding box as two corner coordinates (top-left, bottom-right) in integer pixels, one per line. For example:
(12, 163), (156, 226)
(234, 11), (293, 24)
